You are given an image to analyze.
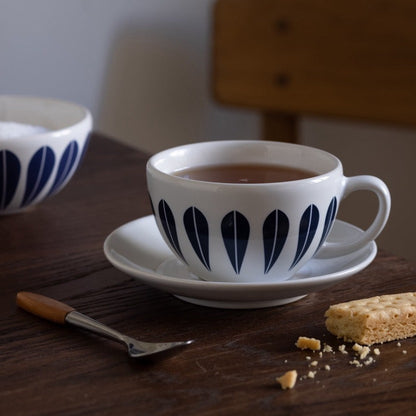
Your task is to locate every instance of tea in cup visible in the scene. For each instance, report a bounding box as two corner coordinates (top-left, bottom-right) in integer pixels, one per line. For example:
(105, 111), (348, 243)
(146, 140), (390, 283)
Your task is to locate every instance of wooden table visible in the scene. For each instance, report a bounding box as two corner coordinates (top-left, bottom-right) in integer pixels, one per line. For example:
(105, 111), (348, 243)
(1, 133), (415, 415)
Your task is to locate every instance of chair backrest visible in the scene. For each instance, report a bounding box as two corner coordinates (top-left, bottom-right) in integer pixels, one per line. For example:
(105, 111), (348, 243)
(213, 0), (416, 141)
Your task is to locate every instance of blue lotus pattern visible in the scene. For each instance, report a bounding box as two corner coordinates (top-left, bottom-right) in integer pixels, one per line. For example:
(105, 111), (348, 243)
(154, 199), (337, 276)
(158, 199), (187, 264)
(48, 141), (79, 196)
(184, 207), (211, 270)
(0, 150), (21, 209)
(21, 146), (55, 207)
(221, 211), (250, 274)
(290, 204), (320, 270)
(316, 197), (338, 253)
(263, 209), (289, 273)
(0, 141), (90, 210)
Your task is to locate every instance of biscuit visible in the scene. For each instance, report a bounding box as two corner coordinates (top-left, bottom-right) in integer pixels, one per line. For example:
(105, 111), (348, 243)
(325, 292), (416, 345)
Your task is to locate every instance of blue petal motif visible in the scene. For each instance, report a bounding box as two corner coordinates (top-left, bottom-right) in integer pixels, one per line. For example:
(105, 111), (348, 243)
(0, 150), (21, 209)
(221, 211), (250, 274)
(263, 209), (289, 274)
(290, 204), (320, 270)
(21, 146), (55, 207)
(158, 199), (187, 263)
(48, 141), (79, 196)
(316, 197), (338, 252)
(78, 134), (91, 165)
(148, 194), (155, 216)
(183, 207), (210, 270)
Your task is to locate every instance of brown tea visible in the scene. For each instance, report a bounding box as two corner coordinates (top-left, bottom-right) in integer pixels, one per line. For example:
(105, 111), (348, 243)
(174, 163), (315, 183)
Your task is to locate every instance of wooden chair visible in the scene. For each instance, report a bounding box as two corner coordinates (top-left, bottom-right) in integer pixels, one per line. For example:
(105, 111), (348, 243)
(212, 0), (416, 142)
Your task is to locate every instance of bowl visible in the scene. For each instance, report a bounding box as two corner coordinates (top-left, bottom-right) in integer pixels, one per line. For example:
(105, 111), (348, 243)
(0, 95), (92, 214)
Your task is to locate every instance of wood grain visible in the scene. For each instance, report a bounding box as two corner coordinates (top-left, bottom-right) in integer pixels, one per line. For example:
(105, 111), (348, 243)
(1, 133), (415, 415)
(213, 0), (416, 127)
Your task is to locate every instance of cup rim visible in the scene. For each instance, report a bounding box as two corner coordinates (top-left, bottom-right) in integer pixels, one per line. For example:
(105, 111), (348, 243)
(147, 140), (342, 187)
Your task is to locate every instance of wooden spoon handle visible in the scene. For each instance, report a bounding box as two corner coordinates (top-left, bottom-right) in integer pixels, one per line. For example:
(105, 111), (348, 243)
(16, 292), (75, 325)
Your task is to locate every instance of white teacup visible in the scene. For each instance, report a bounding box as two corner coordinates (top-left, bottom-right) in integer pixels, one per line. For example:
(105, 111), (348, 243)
(146, 140), (390, 283)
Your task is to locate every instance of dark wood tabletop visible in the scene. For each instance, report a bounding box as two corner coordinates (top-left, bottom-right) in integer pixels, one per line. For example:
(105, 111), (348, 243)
(1, 133), (415, 416)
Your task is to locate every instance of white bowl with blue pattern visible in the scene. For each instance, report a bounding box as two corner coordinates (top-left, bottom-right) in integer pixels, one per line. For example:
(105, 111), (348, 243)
(0, 95), (92, 214)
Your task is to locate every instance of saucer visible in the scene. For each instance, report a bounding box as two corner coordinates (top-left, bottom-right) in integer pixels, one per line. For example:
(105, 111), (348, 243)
(103, 216), (377, 309)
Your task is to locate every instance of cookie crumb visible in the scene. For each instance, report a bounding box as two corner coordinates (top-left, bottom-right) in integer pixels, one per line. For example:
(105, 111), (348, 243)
(296, 336), (321, 351)
(373, 348), (381, 356)
(364, 357), (374, 366)
(349, 359), (363, 368)
(352, 343), (371, 359)
(338, 344), (348, 355)
(307, 371), (316, 379)
(324, 364), (331, 371)
(323, 344), (333, 353)
(276, 370), (298, 390)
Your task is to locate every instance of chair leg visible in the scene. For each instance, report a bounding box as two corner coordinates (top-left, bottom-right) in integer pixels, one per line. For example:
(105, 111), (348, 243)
(262, 112), (298, 143)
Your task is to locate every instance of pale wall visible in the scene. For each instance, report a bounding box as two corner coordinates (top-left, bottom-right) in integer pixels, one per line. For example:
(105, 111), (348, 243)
(1, 0), (415, 264)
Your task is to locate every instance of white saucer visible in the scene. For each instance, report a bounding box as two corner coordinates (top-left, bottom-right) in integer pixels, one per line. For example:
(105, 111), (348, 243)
(103, 215), (377, 309)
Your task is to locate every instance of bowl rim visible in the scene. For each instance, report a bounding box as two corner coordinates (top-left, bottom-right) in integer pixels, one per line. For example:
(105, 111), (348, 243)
(0, 95), (92, 141)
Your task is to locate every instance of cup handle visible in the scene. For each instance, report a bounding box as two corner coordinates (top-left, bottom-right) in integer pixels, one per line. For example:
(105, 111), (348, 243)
(318, 175), (391, 258)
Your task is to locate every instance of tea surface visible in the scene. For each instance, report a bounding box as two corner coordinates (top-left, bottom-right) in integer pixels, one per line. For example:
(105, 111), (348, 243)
(174, 163), (315, 183)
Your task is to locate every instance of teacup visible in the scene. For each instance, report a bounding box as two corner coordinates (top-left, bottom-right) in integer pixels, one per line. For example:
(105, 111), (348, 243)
(146, 140), (390, 283)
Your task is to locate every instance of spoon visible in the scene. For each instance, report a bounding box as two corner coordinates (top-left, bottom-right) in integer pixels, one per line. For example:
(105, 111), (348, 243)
(16, 291), (193, 359)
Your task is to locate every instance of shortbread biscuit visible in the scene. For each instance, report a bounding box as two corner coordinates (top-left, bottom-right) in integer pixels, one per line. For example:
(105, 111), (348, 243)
(325, 292), (416, 345)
